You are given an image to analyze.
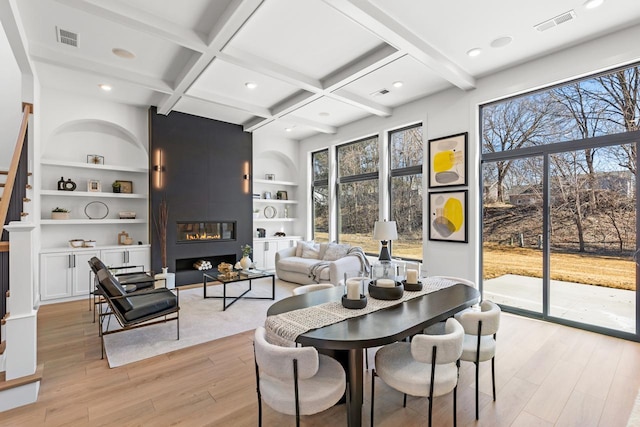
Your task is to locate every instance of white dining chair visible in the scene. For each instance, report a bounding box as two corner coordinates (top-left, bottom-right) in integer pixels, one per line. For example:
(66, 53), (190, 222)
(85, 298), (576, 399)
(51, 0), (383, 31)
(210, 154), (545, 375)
(370, 318), (464, 427)
(454, 300), (501, 420)
(430, 275), (476, 288)
(253, 326), (348, 427)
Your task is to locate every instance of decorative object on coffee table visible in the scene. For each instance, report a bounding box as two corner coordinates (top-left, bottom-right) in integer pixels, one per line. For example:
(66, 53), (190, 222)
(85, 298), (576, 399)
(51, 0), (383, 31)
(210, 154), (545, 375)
(240, 244), (253, 270)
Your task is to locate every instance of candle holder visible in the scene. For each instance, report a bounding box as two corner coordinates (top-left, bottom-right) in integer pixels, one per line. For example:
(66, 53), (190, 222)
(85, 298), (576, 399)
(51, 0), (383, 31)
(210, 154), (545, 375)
(368, 280), (404, 300)
(402, 279), (423, 291)
(341, 294), (368, 309)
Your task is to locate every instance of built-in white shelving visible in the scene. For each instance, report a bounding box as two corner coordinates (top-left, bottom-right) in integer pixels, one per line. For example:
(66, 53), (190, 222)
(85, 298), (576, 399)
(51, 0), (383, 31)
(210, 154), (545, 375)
(41, 190), (147, 199)
(40, 219), (146, 225)
(41, 159), (148, 173)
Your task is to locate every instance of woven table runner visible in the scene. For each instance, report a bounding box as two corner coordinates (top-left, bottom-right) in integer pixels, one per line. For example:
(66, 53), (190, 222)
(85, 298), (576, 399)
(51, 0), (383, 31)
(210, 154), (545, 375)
(265, 277), (457, 346)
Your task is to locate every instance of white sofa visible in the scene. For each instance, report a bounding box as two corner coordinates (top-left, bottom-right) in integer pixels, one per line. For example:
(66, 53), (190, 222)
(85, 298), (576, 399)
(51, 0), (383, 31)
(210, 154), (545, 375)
(275, 241), (368, 286)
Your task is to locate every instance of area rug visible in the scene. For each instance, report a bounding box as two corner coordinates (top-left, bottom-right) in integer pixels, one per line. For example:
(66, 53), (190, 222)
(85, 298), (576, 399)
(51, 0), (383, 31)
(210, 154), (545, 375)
(102, 278), (297, 368)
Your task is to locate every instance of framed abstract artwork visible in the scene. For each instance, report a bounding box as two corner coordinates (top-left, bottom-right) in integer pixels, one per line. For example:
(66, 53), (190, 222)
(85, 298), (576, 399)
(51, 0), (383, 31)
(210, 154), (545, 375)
(428, 190), (468, 243)
(428, 132), (467, 188)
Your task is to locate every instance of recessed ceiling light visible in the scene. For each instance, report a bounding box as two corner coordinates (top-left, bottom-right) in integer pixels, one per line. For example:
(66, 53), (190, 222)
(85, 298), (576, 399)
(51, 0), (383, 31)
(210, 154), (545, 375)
(245, 82), (257, 89)
(584, 0), (604, 9)
(490, 36), (513, 48)
(112, 48), (135, 59)
(466, 48), (482, 57)
(319, 112), (330, 117)
(285, 127), (293, 132)
(393, 81), (403, 88)
(99, 84), (112, 91)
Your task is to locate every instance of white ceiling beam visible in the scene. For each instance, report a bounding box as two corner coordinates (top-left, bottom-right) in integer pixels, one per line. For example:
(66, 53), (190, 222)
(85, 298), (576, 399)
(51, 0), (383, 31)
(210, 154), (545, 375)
(322, 44), (402, 90)
(243, 116), (274, 133)
(219, 48), (323, 93)
(157, 0), (264, 115)
(29, 42), (173, 93)
(185, 88), (271, 118)
(54, 0), (207, 52)
(283, 116), (337, 134)
(323, 0), (476, 90)
(330, 89), (391, 116)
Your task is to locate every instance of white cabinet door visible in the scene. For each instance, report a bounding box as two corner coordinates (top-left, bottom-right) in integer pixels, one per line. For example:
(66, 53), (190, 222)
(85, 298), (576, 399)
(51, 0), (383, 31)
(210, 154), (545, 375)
(101, 248), (128, 269)
(101, 247), (150, 272)
(40, 252), (73, 300)
(125, 247), (150, 271)
(253, 241), (266, 270)
(71, 250), (100, 295)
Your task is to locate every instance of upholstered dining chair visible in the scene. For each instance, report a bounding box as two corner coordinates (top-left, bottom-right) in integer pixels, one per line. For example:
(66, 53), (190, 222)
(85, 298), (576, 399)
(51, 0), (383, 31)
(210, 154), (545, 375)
(292, 283), (335, 295)
(454, 300), (501, 420)
(253, 326), (348, 427)
(371, 317), (464, 427)
(430, 275), (476, 288)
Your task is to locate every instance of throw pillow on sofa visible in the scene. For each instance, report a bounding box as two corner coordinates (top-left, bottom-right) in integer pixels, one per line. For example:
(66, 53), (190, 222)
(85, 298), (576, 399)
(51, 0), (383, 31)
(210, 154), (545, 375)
(300, 241), (320, 259)
(322, 243), (350, 261)
(296, 240), (315, 257)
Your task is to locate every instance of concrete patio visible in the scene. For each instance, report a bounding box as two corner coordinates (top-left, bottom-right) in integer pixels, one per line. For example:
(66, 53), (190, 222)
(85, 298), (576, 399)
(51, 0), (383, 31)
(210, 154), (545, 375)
(483, 274), (636, 333)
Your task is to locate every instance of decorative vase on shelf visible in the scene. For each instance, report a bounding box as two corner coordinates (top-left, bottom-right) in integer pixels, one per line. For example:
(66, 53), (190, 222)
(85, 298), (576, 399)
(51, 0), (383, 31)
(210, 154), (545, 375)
(240, 256), (252, 270)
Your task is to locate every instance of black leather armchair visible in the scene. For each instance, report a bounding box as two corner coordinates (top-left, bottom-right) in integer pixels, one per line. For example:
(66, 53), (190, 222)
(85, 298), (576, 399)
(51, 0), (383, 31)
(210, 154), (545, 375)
(96, 268), (179, 359)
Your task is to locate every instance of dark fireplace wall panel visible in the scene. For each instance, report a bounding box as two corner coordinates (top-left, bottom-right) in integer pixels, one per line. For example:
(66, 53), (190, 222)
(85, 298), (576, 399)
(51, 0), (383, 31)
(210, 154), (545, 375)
(149, 107), (253, 286)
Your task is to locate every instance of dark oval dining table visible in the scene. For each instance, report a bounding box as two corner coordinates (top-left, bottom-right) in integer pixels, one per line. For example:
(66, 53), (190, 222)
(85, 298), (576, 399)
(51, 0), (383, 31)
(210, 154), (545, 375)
(267, 283), (480, 427)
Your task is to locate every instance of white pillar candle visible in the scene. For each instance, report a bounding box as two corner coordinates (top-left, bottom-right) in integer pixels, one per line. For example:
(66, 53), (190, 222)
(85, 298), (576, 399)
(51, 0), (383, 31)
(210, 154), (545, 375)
(376, 278), (395, 288)
(346, 279), (361, 300)
(406, 269), (418, 285)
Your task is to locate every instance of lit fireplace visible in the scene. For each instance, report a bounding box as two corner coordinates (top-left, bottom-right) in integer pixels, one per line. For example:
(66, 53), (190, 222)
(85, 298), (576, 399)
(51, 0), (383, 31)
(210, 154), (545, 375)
(176, 221), (236, 243)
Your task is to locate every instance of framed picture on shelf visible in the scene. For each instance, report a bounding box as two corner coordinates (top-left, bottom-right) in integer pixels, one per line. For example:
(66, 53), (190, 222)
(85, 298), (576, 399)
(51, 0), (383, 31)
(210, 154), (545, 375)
(87, 179), (101, 192)
(87, 154), (104, 165)
(264, 191), (272, 199)
(428, 190), (468, 243)
(276, 190), (288, 200)
(428, 132), (467, 188)
(114, 180), (133, 194)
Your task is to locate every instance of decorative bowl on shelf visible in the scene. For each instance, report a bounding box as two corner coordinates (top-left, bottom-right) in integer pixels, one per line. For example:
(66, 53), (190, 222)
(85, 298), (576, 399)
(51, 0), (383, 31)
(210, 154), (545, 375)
(368, 280), (404, 300)
(69, 239), (84, 248)
(83, 240), (96, 248)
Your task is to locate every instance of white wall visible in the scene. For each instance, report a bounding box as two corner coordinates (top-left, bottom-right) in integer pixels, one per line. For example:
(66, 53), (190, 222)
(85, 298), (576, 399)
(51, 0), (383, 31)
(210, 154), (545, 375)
(0, 19), (22, 167)
(299, 24), (640, 283)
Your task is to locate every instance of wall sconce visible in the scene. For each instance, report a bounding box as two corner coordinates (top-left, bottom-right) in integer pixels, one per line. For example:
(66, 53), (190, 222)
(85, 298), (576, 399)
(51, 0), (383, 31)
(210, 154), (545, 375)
(243, 161), (251, 194)
(154, 149), (165, 189)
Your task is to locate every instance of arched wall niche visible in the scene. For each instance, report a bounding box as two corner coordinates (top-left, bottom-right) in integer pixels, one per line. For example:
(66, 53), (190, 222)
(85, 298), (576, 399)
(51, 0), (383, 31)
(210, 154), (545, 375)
(254, 149), (298, 181)
(44, 119), (147, 167)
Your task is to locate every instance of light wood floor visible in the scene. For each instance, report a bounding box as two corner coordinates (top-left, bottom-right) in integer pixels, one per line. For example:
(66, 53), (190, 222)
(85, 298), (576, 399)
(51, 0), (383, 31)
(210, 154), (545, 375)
(2, 297), (640, 426)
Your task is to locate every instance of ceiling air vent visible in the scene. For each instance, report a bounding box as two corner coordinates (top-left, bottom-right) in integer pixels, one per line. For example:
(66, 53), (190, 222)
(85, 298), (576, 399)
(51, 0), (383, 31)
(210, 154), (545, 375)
(56, 26), (78, 47)
(534, 10), (576, 32)
(370, 88), (390, 97)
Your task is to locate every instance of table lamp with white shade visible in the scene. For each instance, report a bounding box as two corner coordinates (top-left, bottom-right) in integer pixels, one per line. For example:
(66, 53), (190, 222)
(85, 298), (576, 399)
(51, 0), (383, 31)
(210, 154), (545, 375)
(373, 220), (398, 261)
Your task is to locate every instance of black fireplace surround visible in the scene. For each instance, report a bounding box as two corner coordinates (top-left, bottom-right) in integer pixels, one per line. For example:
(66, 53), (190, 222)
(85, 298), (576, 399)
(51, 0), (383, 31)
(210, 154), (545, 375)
(149, 108), (253, 286)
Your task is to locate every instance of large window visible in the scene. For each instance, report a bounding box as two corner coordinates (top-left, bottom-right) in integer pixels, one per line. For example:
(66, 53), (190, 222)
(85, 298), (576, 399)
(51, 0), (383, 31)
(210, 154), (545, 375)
(337, 136), (379, 253)
(481, 63), (639, 339)
(311, 149), (329, 242)
(389, 124), (423, 259)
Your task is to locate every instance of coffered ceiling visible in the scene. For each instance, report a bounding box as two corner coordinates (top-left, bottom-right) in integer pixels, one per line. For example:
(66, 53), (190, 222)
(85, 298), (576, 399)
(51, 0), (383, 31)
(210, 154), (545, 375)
(11, 0), (640, 140)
